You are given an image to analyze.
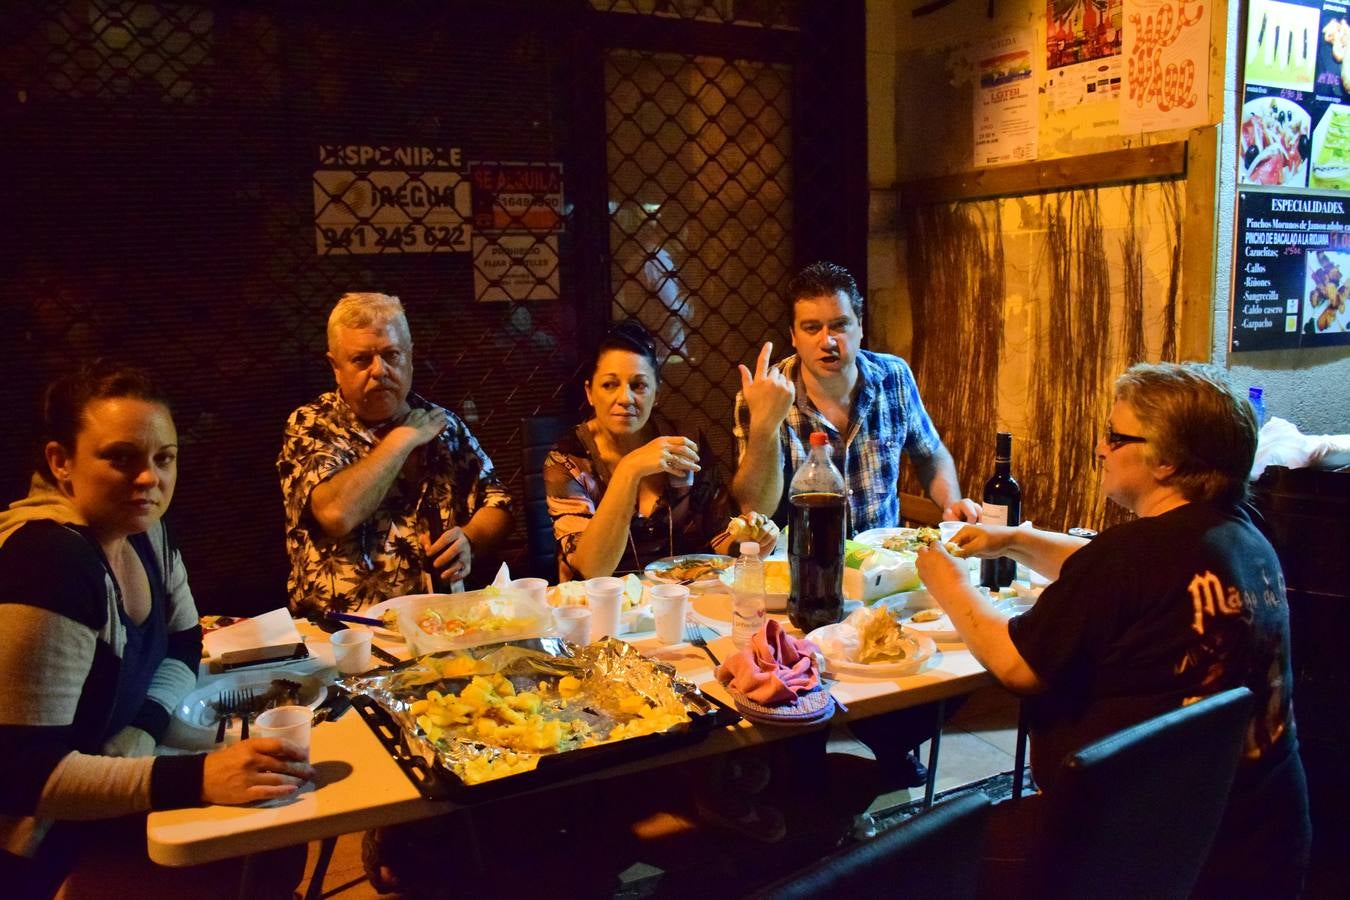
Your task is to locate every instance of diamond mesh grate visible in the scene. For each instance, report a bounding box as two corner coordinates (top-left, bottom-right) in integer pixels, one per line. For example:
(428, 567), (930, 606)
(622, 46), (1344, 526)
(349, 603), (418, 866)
(605, 48), (794, 466)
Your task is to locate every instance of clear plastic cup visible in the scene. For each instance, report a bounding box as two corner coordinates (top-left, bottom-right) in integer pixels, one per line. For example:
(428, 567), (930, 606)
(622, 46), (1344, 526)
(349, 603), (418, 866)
(254, 705), (313, 761)
(330, 629), (373, 674)
(553, 605), (592, 645)
(649, 583), (690, 645)
(584, 576), (624, 642)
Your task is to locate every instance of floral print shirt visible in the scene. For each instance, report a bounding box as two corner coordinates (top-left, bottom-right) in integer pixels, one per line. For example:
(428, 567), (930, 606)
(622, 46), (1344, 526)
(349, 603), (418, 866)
(543, 416), (733, 582)
(278, 390), (513, 615)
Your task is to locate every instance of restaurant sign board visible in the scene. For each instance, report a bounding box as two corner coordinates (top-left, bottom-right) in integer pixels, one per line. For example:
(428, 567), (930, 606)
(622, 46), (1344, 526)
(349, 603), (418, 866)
(1235, 0), (1350, 349)
(1233, 190), (1350, 349)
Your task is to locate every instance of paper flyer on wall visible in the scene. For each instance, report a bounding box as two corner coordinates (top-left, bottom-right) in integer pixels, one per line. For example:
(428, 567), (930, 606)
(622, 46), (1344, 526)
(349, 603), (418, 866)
(1044, 0), (1124, 109)
(1120, 0), (1212, 133)
(974, 30), (1038, 167)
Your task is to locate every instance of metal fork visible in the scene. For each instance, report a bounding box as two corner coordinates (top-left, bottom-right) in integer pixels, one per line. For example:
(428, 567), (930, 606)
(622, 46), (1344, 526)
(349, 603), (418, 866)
(214, 691), (234, 743)
(238, 689), (255, 740)
(685, 616), (721, 667)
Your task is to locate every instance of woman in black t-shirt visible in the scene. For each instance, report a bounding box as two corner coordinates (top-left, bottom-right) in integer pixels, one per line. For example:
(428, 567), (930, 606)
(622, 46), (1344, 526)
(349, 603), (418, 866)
(915, 362), (1310, 898)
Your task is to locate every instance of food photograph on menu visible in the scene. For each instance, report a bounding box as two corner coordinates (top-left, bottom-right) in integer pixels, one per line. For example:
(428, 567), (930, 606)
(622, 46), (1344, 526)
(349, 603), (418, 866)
(1240, 95), (1313, 185)
(1246, 0), (1321, 91)
(1304, 247), (1350, 332)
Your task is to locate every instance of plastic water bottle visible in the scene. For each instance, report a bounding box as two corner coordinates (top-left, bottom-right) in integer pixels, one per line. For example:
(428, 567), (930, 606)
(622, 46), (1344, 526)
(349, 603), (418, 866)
(732, 541), (766, 649)
(1242, 385), (1263, 429)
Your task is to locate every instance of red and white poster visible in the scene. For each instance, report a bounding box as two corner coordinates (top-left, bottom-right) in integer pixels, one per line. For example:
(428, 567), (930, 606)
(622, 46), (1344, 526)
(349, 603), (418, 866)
(1121, 0), (1212, 133)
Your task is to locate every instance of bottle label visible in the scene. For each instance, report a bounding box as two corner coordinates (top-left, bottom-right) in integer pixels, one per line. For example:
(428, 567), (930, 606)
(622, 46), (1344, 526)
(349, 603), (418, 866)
(980, 503), (1009, 527)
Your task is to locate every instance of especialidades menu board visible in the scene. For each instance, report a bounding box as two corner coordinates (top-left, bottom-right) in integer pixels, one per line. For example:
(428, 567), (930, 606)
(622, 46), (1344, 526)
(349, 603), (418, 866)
(1236, 0), (1350, 349)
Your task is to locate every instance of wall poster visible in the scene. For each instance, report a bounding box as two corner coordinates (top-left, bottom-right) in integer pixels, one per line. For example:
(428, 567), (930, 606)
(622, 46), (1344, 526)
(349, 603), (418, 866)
(974, 30), (1039, 167)
(1045, 0), (1125, 109)
(468, 161), (564, 302)
(1236, 0), (1350, 349)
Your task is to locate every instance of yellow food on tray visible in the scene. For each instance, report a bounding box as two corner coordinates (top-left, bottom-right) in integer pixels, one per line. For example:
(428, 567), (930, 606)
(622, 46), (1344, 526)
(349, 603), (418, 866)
(409, 671), (690, 784)
(880, 527), (960, 556)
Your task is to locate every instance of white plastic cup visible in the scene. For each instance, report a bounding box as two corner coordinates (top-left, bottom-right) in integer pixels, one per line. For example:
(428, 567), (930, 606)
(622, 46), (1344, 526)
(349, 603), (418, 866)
(330, 629), (373, 674)
(584, 576), (624, 642)
(254, 705), (313, 761)
(553, 605), (592, 645)
(938, 520), (964, 545)
(509, 577), (549, 606)
(649, 583), (690, 645)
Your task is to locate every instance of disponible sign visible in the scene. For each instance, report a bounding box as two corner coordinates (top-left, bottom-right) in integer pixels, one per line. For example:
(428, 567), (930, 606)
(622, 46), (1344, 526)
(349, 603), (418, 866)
(312, 144), (472, 255)
(1234, 189), (1350, 349)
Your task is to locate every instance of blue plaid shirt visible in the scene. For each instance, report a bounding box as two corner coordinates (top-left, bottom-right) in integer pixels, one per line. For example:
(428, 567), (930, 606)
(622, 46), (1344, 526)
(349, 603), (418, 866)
(733, 350), (944, 534)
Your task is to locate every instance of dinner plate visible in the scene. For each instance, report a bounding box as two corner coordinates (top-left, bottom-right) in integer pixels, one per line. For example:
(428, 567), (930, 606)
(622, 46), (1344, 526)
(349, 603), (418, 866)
(805, 622), (936, 677)
(898, 607), (962, 643)
(174, 670), (326, 737)
(645, 554), (734, 590)
(852, 527), (925, 552)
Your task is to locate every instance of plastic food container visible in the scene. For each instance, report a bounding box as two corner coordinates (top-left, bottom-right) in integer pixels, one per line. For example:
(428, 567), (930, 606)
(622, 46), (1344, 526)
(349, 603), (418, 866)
(397, 588), (554, 656)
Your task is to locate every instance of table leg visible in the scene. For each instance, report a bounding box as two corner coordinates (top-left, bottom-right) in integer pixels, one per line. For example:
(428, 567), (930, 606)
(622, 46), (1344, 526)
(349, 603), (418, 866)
(1012, 700), (1029, 799)
(922, 698), (945, 809)
(304, 836), (338, 900)
(237, 854), (258, 900)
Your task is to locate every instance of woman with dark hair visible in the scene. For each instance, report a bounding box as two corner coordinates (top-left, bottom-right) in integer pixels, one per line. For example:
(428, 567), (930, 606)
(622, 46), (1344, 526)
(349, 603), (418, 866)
(0, 362), (313, 898)
(545, 320), (764, 580)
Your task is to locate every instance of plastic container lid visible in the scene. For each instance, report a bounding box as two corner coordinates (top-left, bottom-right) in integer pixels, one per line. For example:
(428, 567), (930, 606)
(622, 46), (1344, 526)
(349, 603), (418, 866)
(809, 431), (828, 447)
(739, 541), (761, 557)
(397, 588), (553, 656)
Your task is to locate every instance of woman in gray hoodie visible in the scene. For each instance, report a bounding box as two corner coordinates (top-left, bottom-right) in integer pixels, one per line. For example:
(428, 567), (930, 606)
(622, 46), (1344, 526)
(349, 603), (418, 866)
(0, 362), (313, 898)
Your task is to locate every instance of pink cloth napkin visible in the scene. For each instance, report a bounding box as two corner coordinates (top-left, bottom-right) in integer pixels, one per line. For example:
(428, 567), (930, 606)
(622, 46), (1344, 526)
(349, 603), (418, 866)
(716, 619), (821, 706)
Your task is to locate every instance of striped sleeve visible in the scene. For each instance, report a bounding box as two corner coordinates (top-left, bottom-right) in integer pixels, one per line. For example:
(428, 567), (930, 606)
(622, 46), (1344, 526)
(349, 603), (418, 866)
(131, 522), (202, 744)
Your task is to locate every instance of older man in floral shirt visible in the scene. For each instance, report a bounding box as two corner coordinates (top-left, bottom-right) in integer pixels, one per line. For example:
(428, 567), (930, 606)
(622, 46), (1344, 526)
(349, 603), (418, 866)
(278, 293), (513, 615)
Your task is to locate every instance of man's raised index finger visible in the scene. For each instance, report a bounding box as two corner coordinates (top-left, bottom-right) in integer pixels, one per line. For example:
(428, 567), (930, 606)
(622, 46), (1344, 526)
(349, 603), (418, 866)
(756, 341), (774, 377)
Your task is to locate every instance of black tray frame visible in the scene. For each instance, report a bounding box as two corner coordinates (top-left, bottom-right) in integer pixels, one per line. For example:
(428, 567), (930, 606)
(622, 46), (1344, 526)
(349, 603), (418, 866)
(352, 690), (740, 803)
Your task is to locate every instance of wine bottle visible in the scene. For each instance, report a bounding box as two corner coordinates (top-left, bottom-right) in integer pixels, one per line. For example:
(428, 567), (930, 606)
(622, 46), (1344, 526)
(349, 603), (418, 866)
(979, 431), (1021, 589)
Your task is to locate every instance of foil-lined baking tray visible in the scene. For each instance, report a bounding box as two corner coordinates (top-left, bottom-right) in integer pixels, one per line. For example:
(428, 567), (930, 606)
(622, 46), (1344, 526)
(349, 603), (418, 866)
(346, 637), (738, 801)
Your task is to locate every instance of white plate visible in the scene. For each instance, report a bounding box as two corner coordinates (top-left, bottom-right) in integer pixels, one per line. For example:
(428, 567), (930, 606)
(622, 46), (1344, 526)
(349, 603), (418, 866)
(360, 594), (446, 642)
(1239, 96), (1311, 187)
(898, 607), (961, 643)
(645, 554), (734, 590)
(174, 670), (327, 737)
(852, 527), (925, 552)
(691, 591), (803, 631)
(805, 622), (936, 677)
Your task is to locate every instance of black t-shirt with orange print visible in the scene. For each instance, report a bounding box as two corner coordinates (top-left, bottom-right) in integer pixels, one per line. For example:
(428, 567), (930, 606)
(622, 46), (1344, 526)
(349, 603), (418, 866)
(1008, 501), (1296, 791)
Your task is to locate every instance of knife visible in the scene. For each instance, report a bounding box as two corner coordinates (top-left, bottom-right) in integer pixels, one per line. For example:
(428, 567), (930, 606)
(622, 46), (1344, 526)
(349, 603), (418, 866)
(310, 616), (402, 666)
(328, 611), (385, 628)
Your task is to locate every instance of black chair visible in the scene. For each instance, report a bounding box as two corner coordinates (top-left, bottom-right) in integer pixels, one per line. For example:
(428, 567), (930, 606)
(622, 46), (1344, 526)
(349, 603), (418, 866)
(749, 791), (992, 899)
(520, 414), (573, 581)
(1023, 686), (1255, 900)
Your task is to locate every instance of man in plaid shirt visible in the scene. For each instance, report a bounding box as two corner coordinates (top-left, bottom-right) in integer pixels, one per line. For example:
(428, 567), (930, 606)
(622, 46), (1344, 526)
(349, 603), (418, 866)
(732, 261), (978, 791)
(732, 261), (978, 529)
